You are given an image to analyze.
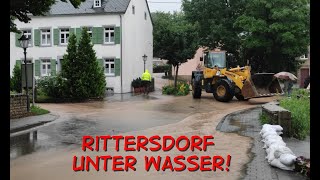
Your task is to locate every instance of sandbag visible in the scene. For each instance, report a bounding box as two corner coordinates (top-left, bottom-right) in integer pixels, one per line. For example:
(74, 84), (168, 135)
(279, 154), (297, 166)
(262, 131), (278, 139)
(270, 159), (294, 171)
(274, 147), (294, 159)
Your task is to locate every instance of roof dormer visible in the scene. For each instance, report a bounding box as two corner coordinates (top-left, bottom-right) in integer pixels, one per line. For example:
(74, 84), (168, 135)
(93, 0), (101, 8)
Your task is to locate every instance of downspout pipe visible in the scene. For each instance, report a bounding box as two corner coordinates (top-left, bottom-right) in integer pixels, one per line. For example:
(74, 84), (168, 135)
(120, 14), (123, 94)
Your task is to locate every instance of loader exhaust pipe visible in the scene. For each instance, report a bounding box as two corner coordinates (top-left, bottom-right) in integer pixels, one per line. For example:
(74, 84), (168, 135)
(242, 73), (283, 99)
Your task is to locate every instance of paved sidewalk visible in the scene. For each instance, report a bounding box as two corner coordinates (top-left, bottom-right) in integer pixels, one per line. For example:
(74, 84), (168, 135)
(10, 113), (59, 133)
(217, 107), (309, 180)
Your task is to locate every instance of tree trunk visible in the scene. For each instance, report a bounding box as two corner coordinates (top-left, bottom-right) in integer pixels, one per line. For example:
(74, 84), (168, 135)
(174, 65), (179, 88)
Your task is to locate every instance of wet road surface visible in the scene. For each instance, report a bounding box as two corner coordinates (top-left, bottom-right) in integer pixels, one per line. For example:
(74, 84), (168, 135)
(11, 92), (254, 160)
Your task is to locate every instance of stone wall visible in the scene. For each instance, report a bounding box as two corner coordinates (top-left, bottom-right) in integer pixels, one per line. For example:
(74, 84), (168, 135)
(262, 102), (291, 136)
(10, 94), (29, 119)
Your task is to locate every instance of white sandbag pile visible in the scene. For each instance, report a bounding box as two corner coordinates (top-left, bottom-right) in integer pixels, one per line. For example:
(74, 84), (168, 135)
(260, 124), (296, 171)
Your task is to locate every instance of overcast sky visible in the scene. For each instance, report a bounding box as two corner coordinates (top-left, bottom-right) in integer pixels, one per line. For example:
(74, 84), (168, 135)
(147, 0), (182, 13)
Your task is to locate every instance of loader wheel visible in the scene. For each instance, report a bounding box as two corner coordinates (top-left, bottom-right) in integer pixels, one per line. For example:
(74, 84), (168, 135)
(192, 78), (201, 99)
(213, 79), (234, 102)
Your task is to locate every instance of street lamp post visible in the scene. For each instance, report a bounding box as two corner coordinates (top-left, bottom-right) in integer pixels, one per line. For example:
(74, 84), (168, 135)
(18, 34), (30, 112)
(142, 54), (148, 72)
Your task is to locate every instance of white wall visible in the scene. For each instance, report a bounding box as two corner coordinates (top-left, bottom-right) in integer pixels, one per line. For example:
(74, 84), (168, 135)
(122, 0), (153, 93)
(10, 14), (122, 92)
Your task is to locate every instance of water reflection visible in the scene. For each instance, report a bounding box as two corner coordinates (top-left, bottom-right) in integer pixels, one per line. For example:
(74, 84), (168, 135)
(10, 131), (38, 159)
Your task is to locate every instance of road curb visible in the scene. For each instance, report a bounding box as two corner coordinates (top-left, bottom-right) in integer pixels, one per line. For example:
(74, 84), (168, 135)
(10, 113), (60, 137)
(216, 106), (261, 131)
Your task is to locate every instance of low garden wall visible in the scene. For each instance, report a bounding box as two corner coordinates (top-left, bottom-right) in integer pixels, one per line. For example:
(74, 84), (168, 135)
(10, 94), (29, 119)
(262, 102), (291, 136)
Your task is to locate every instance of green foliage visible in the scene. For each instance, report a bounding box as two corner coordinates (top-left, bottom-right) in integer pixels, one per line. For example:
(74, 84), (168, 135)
(152, 12), (198, 88)
(182, 0), (247, 67)
(61, 29), (106, 99)
(76, 27), (106, 98)
(10, 63), (22, 93)
(259, 112), (271, 125)
(131, 78), (142, 88)
(162, 81), (190, 96)
(234, 0), (310, 73)
(11, 0), (86, 32)
(31, 105), (50, 115)
(153, 64), (171, 73)
(280, 89), (310, 140)
(36, 75), (67, 98)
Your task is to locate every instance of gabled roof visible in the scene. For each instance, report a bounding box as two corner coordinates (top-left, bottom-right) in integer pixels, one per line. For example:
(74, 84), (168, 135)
(48, 0), (131, 15)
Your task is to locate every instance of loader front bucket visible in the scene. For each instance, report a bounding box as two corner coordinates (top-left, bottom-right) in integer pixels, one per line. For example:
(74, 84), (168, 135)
(242, 73), (283, 99)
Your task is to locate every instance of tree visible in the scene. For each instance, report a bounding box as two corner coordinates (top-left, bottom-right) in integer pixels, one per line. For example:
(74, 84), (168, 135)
(182, 0), (247, 67)
(77, 28), (106, 98)
(234, 0), (310, 73)
(152, 12), (198, 88)
(62, 33), (78, 98)
(10, 0), (85, 32)
(61, 28), (106, 99)
(11, 63), (22, 93)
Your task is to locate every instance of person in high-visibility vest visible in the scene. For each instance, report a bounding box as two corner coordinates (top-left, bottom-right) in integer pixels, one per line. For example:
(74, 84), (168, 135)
(141, 69), (152, 94)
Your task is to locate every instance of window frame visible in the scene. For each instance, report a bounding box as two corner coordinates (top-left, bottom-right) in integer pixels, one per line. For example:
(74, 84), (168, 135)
(40, 29), (51, 46)
(41, 59), (52, 76)
(93, 0), (101, 8)
(104, 27), (115, 44)
(104, 58), (115, 76)
(59, 28), (70, 45)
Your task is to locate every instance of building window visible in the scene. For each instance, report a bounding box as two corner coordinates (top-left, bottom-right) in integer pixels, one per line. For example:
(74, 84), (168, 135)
(300, 54), (308, 59)
(41, 29), (51, 46)
(41, 59), (51, 76)
(104, 27), (115, 44)
(22, 29), (32, 47)
(105, 59), (115, 75)
(132, 5), (135, 14)
(60, 29), (70, 45)
(94, 0), (101, 7)
(145, 12), (147, 20)
(85, 27), (93, 38)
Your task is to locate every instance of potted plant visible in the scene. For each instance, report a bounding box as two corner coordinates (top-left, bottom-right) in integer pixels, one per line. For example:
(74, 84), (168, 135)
(131, 79), (139, 93)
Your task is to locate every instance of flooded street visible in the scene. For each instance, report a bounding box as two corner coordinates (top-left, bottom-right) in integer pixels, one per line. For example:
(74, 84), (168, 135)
(10, 88), (282, 180)
(11, 92), (250, 159)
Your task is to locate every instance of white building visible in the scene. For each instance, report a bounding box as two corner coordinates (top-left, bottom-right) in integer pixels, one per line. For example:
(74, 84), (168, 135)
(10, 0), (153, 93)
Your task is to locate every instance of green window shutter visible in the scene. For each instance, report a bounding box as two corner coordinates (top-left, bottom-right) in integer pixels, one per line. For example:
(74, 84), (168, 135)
(97, 59), (104, 67)
(69, 28), (75, 36)
(34, 29), (40, 46)
(76, 28), (81, 42)
(16, 60), (22, 68)
(35, 60), (41, 77)
(115, 58), (121, 76)
(15, 32), (22, 47)
(54, 29), (59, 45)
(92, 27), (103, 44)
(51, 59), (56, 76)
(115, 27), (121, 44)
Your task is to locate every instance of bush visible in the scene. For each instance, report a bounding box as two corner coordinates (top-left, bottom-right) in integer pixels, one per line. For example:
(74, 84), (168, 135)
(279, 89), (310, 140)
(153, 64), (171, 74)
(162, 81), (190, 96)
(36, 74), (67, 98)
(11, 63), (22, 93)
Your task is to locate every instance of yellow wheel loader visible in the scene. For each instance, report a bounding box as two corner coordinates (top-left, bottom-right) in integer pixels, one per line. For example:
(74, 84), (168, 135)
(191, 50), (283, 102)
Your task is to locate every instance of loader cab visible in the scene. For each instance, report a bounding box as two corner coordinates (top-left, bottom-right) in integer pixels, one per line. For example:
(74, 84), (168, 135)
(203, 51), (226, 69)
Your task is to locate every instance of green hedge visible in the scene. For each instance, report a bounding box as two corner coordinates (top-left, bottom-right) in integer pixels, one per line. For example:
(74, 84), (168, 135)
(279, 89), (310, 140)
(162, 81), (190, 96)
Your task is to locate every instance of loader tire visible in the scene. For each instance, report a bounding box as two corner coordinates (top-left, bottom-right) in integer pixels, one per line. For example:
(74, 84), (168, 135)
(192, 78), (202, 99)
(213, 79), (234, 102)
